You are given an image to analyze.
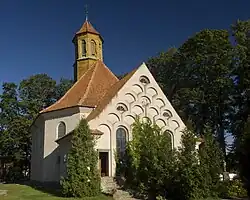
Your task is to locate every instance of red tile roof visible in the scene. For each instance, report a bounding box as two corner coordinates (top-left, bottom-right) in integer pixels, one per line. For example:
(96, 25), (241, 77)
(86, 69), (137, 121)
(76, 20), (100, 35)
(41, 60), (118, 113)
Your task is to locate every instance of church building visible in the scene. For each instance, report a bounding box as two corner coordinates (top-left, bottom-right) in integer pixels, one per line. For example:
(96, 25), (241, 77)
(30, 18), (186, 183)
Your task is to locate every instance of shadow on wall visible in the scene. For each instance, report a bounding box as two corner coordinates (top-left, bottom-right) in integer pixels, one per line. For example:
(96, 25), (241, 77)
(25, 145), (64, 197)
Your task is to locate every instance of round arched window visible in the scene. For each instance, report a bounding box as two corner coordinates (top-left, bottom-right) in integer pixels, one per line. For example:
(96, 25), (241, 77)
(164, 130), (173, 150)
(139, 76), (150, 85)
(116, 103), (128, 113)
(58, 122), (66, 138)
(116, 127), (127, 157)
(163, 110), (172, 119)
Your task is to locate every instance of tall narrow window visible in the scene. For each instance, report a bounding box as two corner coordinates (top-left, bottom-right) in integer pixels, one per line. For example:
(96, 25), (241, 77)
(164, 130), (173, 150)
(91, 40), (96, 56)
(82, 40), (86, 57)
(116, 127), (127, 157)
(58, 122), (66, 138)
(75, 43), (79, 59)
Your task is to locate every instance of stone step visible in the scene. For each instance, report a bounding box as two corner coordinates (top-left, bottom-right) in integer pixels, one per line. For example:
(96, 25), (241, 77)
(101, 177), (140, 200)
(113, 189), (139, 200)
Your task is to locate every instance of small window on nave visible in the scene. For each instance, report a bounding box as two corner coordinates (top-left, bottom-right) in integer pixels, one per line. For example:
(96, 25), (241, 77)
(58, 122), (66, 138)
(139, 76), (150, 85)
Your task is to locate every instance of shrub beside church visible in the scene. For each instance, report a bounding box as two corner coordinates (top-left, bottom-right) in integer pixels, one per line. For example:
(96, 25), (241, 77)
(60, 119), (100, 197)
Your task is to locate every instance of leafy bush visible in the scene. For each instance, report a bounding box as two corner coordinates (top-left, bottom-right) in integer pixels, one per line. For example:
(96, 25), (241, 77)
(60, 119), (100, 197)
(199, 128), (224, 197)
(124, 118), (176, 198)
(6, 166), (24, 183)
(123, 119), (224, 200)
(218, 179), (247, 198)
(228, 179), (247, 198)
(172, 129), (204, 200)
(237, 116), (250, 196)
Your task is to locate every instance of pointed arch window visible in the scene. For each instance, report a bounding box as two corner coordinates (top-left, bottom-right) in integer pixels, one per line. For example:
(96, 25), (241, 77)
(116, 127), (127, 157)
(57, 122), (66, 138)
(82, 40), (86, 57)
(91, 40), (96, 56)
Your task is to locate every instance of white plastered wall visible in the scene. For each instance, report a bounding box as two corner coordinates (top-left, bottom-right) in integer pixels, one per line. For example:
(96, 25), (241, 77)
(31, 106), (93, 182)
(88, 63), (186, 177)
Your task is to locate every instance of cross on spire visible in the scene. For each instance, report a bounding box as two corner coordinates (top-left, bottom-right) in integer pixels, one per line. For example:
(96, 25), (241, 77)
(85, 4), (88, 21)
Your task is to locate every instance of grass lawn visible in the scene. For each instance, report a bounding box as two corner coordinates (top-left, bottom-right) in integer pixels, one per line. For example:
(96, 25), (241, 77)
(0, 184), (113, 200)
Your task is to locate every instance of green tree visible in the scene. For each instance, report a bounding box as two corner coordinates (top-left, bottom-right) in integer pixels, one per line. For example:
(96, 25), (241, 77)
(0, 83), (20, 158)
(19, 74), (56, 119)
(229, 19), (250, 196)
(0, 74), (73, 181)
(55, 78), (73, 101)
(199, 126), (224, 197)
(0, 83), (31, 181)
(237, 116), (250, 196)
(124, 118), (176, 199)
(174, 129), (204, 200)
(61, 119), (100, 197)
(147, 30), (234, 158)
(147, 47), (179, 104)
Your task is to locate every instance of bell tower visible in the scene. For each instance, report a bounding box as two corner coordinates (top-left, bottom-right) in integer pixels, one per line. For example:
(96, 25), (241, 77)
(73, 18), (103, 81)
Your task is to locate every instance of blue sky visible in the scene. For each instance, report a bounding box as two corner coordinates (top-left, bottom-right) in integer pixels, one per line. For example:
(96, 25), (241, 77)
(0, 0), (249, 89)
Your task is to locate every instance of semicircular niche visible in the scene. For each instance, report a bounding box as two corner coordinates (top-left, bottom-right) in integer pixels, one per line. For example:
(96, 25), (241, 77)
(140, 96), (151, 107)
(107, 113), (120, 124)
(148, 107), (159, 118)
(156, 118), (166, 128)
(124, 114), (136, 125)
(155, 98), (165, 108)
(171, 120), (180, 130)
(132, 84), (143, 95)
(147, 87), (158, 99)
(125, 93), (136, 104)
(131, 105), (144, 116)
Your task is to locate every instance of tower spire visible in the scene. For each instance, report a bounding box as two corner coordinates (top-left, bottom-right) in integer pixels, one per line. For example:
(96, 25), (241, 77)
(85, 4), (88, 21)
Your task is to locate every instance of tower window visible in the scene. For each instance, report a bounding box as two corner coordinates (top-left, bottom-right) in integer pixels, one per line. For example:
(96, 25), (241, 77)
(82, 40), (86, 57)
(91, 40), (96, 56)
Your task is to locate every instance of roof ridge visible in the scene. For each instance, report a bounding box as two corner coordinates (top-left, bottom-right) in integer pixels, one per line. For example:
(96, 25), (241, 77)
(40, 63), (96, 113)
(86, 68), (137, 121)
(78, 61), (99, 105)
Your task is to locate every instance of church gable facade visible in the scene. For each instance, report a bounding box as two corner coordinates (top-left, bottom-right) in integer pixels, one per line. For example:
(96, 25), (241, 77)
(30, 18), (186, 183)
(87, 63), (185, 177)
